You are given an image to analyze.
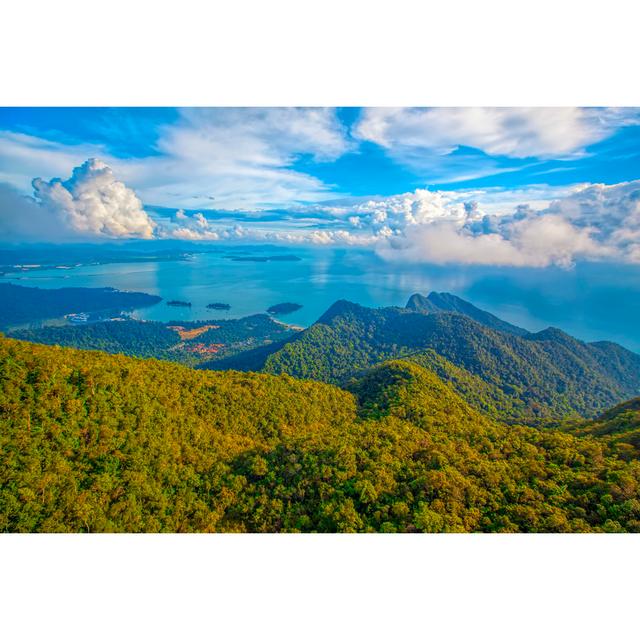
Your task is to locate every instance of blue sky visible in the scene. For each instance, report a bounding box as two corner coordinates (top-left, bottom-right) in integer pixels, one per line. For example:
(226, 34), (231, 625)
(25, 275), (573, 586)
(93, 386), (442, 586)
(1, 107), (640, 268)
(2, 106), (640, 197)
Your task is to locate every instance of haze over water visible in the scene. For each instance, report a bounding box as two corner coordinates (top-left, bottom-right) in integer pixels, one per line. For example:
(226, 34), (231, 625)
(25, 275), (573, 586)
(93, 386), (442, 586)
(5, 246), (640, 352)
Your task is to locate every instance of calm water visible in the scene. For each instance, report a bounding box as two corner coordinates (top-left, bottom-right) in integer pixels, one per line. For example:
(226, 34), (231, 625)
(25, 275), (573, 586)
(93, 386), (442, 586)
(5, 247), (640, 352)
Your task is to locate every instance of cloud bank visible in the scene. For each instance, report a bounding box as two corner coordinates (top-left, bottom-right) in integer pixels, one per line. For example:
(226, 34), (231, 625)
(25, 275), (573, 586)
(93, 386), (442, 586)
(292, 181), (640, 267)
(2, 154), (639, 270)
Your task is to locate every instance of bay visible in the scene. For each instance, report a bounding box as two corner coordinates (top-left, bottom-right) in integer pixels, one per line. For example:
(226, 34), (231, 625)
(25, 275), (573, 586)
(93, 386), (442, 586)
(4, 246), (640, 352)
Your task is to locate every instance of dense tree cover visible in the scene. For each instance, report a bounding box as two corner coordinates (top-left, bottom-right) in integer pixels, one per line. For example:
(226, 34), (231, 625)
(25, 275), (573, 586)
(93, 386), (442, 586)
(10, 321), (183, 361)
(258, 300), (640, 423)
(0, 283), (161, 327)
(2, 335), (640, 533)
(10, 288), (639, 426)
(406, 292), (529, 336)
(10, 315), (297, 366)
(403, 349), (526, 422)
(562, 398), (640, 460)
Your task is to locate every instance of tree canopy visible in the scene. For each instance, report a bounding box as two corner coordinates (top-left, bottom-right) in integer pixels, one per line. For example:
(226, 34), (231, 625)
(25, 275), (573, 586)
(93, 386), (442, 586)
(2, 335), (639, 533)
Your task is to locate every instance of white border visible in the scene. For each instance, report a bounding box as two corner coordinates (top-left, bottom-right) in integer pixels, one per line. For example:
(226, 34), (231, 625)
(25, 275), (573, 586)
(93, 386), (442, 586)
(1, 533), (638, 639)
(1, 0), (639, 106)
(1, 1), (639, 636)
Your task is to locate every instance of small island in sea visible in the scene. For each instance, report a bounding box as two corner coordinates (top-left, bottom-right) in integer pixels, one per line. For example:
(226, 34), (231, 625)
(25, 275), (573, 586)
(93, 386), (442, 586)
(207, 302), (231, 310)
(267, 302), (303, 315)
(167, 300), (192, 307)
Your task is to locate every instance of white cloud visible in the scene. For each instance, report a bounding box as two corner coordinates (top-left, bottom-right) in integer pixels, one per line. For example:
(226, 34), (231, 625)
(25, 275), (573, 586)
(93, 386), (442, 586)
(546, 181), (640, 235)
(290, 181), (639, 267)
(32, 158), (156, 239)
(368, 181), (640, 267)
(0, 182), (73, 241)
(378, 215), (606, 268)
(0, 108), (351, 212)
(5, 153), (639, 268)
(151, 179), (640, 266)
(137, 107), (350, 209)
(354, 107), (640, 160)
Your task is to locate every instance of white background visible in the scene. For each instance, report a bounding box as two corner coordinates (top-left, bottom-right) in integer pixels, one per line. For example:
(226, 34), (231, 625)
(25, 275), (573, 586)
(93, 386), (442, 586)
(1, 1), (639, 638)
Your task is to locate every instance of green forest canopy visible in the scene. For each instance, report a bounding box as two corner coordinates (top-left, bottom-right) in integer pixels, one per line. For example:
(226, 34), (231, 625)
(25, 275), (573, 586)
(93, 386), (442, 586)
(2, 335), (640, 533)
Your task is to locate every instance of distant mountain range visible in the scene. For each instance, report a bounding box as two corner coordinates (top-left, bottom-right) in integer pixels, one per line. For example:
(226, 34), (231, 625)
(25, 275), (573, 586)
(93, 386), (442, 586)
(5, 282), (640, 424)
(207, 292), (640, 423)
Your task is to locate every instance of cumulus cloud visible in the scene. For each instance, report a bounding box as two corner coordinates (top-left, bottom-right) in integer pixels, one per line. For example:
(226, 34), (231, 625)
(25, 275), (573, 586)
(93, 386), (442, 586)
(159, 209), (220, 241)
(156, 208), (375, 247)
(31, 159), (156, 239)
(354, 107), (640, 159)
(2, 158), (157, 241)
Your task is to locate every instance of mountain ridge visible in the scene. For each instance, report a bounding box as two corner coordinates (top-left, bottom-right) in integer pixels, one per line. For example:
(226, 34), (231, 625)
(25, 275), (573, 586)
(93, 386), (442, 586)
(406, 291), (529, 336)
(251, 294), (640, 423)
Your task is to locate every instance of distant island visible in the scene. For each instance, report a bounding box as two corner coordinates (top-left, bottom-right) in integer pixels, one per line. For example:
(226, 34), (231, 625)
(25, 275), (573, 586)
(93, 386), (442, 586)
(207, 303), (231, 310)
(229, 255), (301, 263)
(167, 300), (192, 307)
(0, 282), (161, 329)
(267, 302), (303, 315)
(0, 246), (194, 276)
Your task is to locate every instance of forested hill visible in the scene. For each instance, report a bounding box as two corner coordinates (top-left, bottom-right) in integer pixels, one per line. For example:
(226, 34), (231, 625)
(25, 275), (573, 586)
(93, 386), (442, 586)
(10, 314), (297, 366)
(251, 298), (640, 423)
(2, 335), (640, 533)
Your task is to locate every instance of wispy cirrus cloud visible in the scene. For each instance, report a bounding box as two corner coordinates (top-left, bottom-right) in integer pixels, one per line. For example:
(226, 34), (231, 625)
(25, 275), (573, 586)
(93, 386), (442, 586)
(354, 107), (640, 159)
(351, 107), (640, 185)
(0, 108), (352, 212)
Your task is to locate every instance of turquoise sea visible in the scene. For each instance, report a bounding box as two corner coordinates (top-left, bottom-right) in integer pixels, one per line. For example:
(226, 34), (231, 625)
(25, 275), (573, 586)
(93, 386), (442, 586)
(4, 246), (640, 352)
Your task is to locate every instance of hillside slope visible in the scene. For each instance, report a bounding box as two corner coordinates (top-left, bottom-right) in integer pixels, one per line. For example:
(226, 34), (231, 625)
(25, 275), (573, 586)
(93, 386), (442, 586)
(563, 397), (640, 459)
(2, 336), (640, 532)
(259, 300), (640, 422)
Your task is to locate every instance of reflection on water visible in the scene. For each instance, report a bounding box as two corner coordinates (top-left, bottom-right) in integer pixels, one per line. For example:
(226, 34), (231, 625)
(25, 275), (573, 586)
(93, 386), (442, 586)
(5, 247), (640, 352)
